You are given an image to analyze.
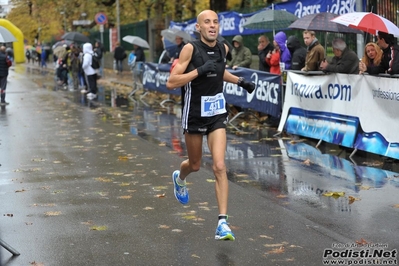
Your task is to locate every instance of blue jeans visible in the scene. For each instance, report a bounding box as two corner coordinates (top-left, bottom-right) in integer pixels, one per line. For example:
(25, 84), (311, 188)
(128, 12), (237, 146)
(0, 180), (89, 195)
(116, 60), (123, 73)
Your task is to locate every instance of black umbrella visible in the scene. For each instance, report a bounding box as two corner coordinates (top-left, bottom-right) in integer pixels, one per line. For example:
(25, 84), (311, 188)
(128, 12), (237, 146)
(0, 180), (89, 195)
(288, 12), (362, 34)
(61, 32), (90, 43)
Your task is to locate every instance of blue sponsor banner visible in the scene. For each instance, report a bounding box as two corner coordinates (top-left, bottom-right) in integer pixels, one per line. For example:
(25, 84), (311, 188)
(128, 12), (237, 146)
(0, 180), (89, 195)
(142, 63), (282, 117)
(170, 0), (365, 36)
(142, 63), (181, 96)
(224, 68), (282, 117)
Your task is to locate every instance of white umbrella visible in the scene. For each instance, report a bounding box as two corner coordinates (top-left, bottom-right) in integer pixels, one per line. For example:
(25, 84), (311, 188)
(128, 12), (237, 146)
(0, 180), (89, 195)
(161, 29), (193, 44)
(0, 26), (16, 42)
(122, 36), (150, 49)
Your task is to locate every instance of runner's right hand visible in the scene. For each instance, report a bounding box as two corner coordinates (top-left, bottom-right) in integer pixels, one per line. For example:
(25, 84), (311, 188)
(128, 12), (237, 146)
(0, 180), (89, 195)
(197, 60), (216, 76)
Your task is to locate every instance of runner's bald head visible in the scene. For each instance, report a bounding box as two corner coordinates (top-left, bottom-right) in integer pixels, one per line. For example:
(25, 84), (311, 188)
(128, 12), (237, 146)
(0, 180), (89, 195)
(197, 10), (217, 23)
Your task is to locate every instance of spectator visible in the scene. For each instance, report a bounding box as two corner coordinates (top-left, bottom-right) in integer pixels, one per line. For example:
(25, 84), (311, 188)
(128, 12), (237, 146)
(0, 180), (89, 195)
(226, 35), (252, 69)
(113, 42), (126, 75)
(69, 45), (81, 90)
(319, 38), (359, 74)
(133, 44), (146, 81)
(266, 44), (281, 75)
(257, 35), (274, 72)
(170, 36), (186, 62)
(41, 47), (47, 68)
(26, 49), (31, 63)
(375, 31), (399, 75)
(264, 44), (282, 127)
(94, 41), (104, 77)
(287, 35), (306, 70)
(128, 50), (136, 70)
(0, 46), (11, 105)
(359, 42), (383, 74)
(273, 31), (291, 70)
(82, 43), (98, 100)
(301, 30), (325, 71)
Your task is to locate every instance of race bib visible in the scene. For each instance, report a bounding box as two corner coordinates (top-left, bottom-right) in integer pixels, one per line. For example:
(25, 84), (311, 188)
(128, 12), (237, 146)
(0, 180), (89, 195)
(201, 92), (226, 117)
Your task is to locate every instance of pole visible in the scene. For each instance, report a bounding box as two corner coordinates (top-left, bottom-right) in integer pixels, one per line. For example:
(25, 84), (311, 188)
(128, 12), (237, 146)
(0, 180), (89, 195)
(356, 0), (364, 58)
(116, 0), (120, 43)
(100, 24), (105, 78)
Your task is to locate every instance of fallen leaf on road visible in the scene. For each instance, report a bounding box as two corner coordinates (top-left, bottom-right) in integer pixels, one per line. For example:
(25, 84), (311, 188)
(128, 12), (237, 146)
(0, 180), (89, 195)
(90, 225), (108, 231)
(356, 238), (368, 245)
(323, 192), (345, 198)
(191, 254), (200, 258)
(206, 179), (215, 183)
(117, 195), (132, 199)
(158, 225), (170, 229)
(266, 246), (285, 254)
(143, 207), (154, 210)
(348, 196), (361, 204)
(392, 204), (399, 208)
(15, 189), (26, 193)
(276, 194), (288, 198)
(156, 193), (166, 198)
(360, 185), (372, 190)
(260, 235), (274, 239)
(44, 211), (61, 216)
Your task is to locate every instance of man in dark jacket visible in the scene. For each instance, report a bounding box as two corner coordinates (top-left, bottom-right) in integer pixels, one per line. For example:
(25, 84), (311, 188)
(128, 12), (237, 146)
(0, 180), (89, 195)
(319, 38), (359, 74)
(287, 36), (306, 70)
(0, 46), (11, 105)
(373, 31), (399, 75)
(257, 35), (274, 72)
(113, 42), (126, 75)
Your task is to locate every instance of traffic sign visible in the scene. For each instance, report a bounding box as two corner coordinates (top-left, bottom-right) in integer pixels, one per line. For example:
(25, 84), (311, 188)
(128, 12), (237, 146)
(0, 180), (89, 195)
(95, 12), (108, 25)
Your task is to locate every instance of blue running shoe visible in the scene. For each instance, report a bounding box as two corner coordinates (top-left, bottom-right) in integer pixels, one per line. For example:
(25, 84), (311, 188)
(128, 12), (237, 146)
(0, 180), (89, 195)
(172, 170), (189, 204)
(215, 222), (235, 241)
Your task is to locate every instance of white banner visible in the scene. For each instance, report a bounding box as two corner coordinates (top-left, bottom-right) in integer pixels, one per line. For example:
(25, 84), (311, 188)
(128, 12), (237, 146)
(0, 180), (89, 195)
(279, 72), (399, 159)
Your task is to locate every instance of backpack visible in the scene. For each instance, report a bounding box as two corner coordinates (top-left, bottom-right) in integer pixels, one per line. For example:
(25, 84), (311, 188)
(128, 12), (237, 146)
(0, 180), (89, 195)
(91, 52), (100, 69)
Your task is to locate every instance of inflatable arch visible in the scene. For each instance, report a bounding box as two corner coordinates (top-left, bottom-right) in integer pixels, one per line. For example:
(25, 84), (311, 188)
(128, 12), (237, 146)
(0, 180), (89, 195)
(0, 19), (24, 63)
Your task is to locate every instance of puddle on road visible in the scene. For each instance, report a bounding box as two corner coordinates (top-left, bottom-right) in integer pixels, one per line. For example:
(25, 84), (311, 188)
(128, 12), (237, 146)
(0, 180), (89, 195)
(24, 65), (399, 214)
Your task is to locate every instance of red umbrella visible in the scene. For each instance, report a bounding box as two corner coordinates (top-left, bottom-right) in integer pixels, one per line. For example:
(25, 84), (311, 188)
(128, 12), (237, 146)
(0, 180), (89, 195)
(331, 12), (399, 37)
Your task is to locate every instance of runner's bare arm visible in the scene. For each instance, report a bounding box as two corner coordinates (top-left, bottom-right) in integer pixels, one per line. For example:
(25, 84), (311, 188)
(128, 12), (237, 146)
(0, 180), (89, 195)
(166, 44), (199, 90)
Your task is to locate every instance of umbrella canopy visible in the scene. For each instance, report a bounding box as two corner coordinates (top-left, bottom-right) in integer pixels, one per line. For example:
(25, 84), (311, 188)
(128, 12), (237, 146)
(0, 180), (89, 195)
(0, 26), (16, 42)
(161, 29), (193, 44)
(53, 46), (67, 58)
(61, 32), (90, 43)
(331, 12), (399, 37)
(52, 40), (74, 49)
(243, 9), (298, 35)
(122, 35), (150, 49)
(289, 12), (362, 34)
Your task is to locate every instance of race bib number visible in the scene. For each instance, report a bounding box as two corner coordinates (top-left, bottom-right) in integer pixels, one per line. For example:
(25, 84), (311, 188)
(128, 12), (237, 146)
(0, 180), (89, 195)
(201, 93), (227, 117)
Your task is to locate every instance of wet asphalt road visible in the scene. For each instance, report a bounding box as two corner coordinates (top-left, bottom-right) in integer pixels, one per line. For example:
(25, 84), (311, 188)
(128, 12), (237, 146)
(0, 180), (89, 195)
(0, 64), (398, 266)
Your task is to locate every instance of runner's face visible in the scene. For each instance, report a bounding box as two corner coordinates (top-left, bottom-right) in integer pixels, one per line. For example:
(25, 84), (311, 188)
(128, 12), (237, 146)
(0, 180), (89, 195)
(196, 11), (219, 42)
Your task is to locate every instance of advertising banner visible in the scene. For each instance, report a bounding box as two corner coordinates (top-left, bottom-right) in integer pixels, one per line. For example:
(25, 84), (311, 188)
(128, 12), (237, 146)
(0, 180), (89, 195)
(169, 0), (364, 36)
(279, 72), (399, 159)
(142, 64), (282, 117)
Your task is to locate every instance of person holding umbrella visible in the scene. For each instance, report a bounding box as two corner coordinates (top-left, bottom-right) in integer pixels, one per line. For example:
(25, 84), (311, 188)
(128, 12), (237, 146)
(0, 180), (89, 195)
(375, 31), (399, 75)
(301, 30), (325, 72)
